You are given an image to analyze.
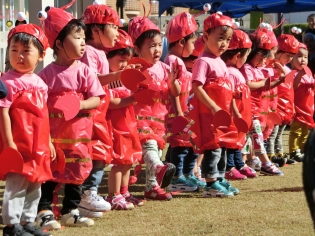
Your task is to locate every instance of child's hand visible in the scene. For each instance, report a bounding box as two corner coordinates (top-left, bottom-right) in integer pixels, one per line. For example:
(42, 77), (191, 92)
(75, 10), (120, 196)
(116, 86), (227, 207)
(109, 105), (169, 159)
(49, 142), (56, 161)
(274, 62), (286, 77)
(6, 141), (17, 151)
(125, 64), (143, 71)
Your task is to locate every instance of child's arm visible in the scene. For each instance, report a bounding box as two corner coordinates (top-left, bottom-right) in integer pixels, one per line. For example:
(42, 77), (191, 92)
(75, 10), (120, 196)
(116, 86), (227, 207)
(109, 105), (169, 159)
(0, 107), (16, 150)
(247, 78), (284, 90)
(293, 69), (306, 90)
(109, 96), (135, 109)
(167, 64), (181, 97)
(232, 98), (242, 118)
(80, 97), (100, 110)
(169, 94), (184, 117)
(192, 81), (221, 114)
(49, 135), (56, 161)
(97, 72), (121, 86)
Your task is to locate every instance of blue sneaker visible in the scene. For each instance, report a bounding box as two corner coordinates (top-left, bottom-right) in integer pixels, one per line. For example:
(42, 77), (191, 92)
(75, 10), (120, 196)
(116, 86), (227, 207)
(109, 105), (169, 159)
(186, 175), (206, 188)
(203, 180), (234, 198)
(169, 176), (199, 192)
(219, 178), (240, 195)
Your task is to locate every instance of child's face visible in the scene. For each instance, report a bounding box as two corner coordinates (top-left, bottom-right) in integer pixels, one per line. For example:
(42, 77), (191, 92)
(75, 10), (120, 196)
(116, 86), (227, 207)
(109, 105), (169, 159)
(136, 34), (162, 64)
(269, 46), (278, 60)
(235, 48), (251, 69)
(277, 52), (295, 65)
(304, 36), (315, 52)
(250, 52), (268, 68)
(108, 53), (132, 72)
(100, 24), (119, 48)
(9, 39), (44, 74)
(204, 27), (233, 57)
(291, 48), (308, 70)
(182, 37), (197, 58)
(308, 17), (315, 30)
(59, 27), (86, 60)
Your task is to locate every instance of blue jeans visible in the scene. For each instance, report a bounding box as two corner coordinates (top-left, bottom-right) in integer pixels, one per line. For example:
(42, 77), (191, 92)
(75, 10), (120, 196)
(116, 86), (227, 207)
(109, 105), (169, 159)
(81, 160), (106, 192)
(226, 148), (244, 171)
(170, 146), (198, 177)
(201, 148), (226, 178)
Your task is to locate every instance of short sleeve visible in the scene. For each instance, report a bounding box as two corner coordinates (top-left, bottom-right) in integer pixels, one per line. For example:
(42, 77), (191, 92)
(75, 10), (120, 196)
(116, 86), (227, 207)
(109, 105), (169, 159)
(86, 70), (106, 98)
(192, 59), (208, 85)
(240, 64), (254, 82)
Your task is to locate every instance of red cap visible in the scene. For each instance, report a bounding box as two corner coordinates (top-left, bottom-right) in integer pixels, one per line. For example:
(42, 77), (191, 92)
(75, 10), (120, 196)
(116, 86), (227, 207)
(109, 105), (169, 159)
(82, 4), (121, 27)
(128, 17), (160, 44)
(203, 13), (234, 34)
(191, 37), (204, 57)
(228, 29), (252, 50)
(104, 29), (133, 52)
(251, 29), (272, 50)
(165, 12), (198, 43)
(266, 30), (278, 48)
(8, 23), (49, 50)
(38, 4), (74, 48)
(299, 43), (308, 50)
(277, 34), (300, 54)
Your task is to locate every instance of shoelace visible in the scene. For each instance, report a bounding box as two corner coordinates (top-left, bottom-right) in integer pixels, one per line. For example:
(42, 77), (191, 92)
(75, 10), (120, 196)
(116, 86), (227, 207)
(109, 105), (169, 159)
(268, 164), (279, 173)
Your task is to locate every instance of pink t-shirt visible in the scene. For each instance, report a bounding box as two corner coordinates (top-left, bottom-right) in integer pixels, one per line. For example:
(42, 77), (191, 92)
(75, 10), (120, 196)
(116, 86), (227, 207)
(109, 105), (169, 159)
(147, 61), (170, 82)
(192, 52), (229, 85)
(80, 45), (109, 75)
(227, 67), (246, 91)
(300, 73), (315, 84)
(164, 54), (192, 80)
(38, 61), (105, 99)
(0, 70), (48, 108)
(241, 63), (265, 82)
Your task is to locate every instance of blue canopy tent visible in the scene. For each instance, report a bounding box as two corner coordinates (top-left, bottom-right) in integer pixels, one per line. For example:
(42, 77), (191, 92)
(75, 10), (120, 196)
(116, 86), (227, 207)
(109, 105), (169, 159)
(158, 0), (315, 17)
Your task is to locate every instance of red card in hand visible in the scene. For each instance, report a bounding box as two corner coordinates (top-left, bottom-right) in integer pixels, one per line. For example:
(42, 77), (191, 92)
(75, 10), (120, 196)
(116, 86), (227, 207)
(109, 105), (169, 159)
(121, 69), (148, 91)
(267, 112), (282, 128)
(284, 70), (297, 83)
(303, 66), (313, 77)
(0, 147), (23, 176)
(134, 89), (157, 105)
(213, 110), (231, 128)
(50, 147), (66, 174)
(128, 57), (152, 72)
(172, 116), (189, 134)
(234, 117), (248, 133)
(54, 95), (80, 121)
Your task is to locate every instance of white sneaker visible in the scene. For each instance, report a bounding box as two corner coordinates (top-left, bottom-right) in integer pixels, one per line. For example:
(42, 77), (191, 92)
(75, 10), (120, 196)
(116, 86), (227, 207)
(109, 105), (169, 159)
(246, 157), (262, 171)
(35, 210), (61, 231)
(79, 190), (111, 212)
(60, 209), (94, 227)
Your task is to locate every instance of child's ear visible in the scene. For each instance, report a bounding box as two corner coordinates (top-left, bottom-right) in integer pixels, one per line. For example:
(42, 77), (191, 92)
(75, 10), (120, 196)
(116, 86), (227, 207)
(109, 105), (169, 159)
(38, 51), (46, 63)
(55, 40), (63, 49)
(235, 52), (241, 60)
(92, 26), (100, 36)
(179, 38), (185, 46)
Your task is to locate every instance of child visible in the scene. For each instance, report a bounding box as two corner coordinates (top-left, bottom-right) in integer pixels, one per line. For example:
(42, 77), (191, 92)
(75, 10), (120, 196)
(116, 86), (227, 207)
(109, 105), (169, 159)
(104, 29), (144, 209)
(189, 13), (239, 197)
(128, 15), (181, 200)
(266, 34), (299, 165)
(35, 6), (104, 229)
(240, 28), (284, 176)
(182, 37), (204, 73)
(220, 29), (257, 179)
(0, 24), (52, 236)
(164, 12), (203, 192)
(289, 43), (314, 161)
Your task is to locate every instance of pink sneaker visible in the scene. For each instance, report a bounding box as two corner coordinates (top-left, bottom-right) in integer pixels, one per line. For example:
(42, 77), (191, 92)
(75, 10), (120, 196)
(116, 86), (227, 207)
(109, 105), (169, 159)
(144, 185), (172, 201)
(123, 192), (145, 206)
(239, 166), (257, 178)
(225, 167), (247, 180)
(156, 163), (176, 188)
(105, 194), (134, 210)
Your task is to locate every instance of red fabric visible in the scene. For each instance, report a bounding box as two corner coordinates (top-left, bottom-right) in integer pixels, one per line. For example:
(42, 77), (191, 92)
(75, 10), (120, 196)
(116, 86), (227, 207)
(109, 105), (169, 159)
(203, 13), (234, 33)
(128, 17), (160, 44)
(0, 90), (52, 182)
(277, 82), (294, 124)
(192, 37), (204, 57)
(82, 4), (121, 26)
(165, 12), (198, 43)
(91, 86), (114, 163)
(277, 34), (300, 54)
(104, 29), (133, 53)
(188, 78), (238, 152)
(8, 24), (49, 50)
(106, 87), (142, 165)
(294, 82), (315, 128)
(251, 29), (273, 50)
(228, 29), (252, 50)
(48, 91), (93, 185)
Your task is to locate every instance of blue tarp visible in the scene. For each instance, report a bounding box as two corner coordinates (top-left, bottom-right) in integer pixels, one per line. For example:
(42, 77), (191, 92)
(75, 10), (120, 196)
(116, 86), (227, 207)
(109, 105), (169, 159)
(159, 0), (315, 17)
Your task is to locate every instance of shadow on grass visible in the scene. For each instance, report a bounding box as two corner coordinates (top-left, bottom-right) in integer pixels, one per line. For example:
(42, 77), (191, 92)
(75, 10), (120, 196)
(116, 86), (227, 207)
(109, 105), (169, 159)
(258, 187), (303, 193)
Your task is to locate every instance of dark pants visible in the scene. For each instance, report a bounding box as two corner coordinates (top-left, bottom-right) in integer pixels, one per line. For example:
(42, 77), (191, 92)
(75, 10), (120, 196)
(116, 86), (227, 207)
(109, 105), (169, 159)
(170, 146), (198, 177)
(226, 148), (244, 171)
(202, 148), (226, 178)
(38, 181), (81, 215)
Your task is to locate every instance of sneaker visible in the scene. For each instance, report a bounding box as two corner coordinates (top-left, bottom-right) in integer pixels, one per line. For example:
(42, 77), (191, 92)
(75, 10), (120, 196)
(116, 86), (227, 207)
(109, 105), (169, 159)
(3, 224), (33, 236)
(60, 209), (94, 227)
(186, 174), (206, 188)
(156, 163), (176, 188)
(260, 164), (284, 176)
(35, 210), (61, 231)
(290, 149), (304, 162)
(79, 190), (111, 212)
(270, 155), (287, 167)
(144, 185), (172, 201)
(219, 178), (240, 195)
(286, 158), (297, 165)
(277, 153), (296, 165)
(202, 181), (234, 198)
(239, 166), (257, 178)
(246, 157), (262, 171)
(123, 192), (145, 206)
(105, 194), (134, 210)
(23, 222), (52, 236)
(169, 176), (199, 192)
(225, 168), (247, 180)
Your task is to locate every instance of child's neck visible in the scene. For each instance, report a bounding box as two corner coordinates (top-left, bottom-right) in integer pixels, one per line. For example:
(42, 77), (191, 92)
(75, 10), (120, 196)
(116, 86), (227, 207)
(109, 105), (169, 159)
(168, 46), (183, 58)
(225, 60), (236, 68)
(54, 57), (77, 67)
(86, 40), (103, 50)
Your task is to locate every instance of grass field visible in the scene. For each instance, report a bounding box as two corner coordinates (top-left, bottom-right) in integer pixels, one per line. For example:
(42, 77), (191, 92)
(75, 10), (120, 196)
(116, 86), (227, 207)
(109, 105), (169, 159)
(0, 130), (314, 236)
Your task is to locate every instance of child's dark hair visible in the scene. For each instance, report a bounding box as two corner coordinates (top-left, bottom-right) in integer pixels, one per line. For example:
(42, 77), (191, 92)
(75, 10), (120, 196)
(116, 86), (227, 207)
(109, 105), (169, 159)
(107, 47), (135, 59)
(53, 19), (86, 56)
(134, 29), (161, 49)
(9, 33), (44, 55)
(246, 34), (271, 63)
(221, 48), (250, 62)
(84, 24), (107, 42)
(206, 25), (232, 35)
(168, 32), (199, 50)
(182, 54), (198, 62)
